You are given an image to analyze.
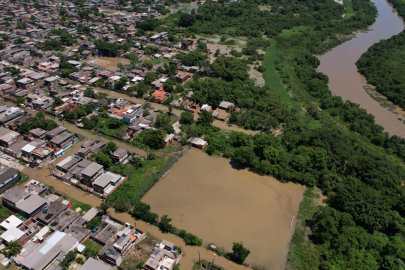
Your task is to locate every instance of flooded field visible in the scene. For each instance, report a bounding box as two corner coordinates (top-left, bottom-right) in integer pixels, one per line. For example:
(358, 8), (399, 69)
(142, 149), (306, 269)
(89, 57), (130, 71)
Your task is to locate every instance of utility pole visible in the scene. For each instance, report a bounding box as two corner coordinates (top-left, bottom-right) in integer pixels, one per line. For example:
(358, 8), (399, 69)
(212, 254), (217, 268)
(198, 251), (200, 265)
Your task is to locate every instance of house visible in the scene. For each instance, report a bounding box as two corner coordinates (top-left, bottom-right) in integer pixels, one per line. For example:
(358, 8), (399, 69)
(151, 90), (170, 103)
(49, 131), (76, 150)
(218, 101), (235, 110)
(164, 134), (175, 146)
(1, 226), (25, 243)
(0, 215), (23, 230)
(81, 162), (104, 187)
(110, 148), (128, 164)
(21, 231), (79, 270)
(93, 172), (122, 196)
(80, 258), (112, 270)
(0, 127), (22, 147)
(4, 139), (30, 158)
(49, 208), (80, 232)
(212, 108), (230, 121)
(3, 187), (47, 218)
(0, 83), (15, 96)
(181, 40), (194, 50)
(187, 137), (208, 150)
(113, 234), (132, 253)
(44, 76), (59, 87)
(31, 146), (54, 166)
(56, 155), (81, 173)
(68, 224), (91, 243)
(46, 126), (67, 140)
(93, 221), (121, 246)
(30, 128), (47, 139)
(0, 166), (20, 194)
(174, 73), (190, 83)
(143, 239), (179, 270)
(36, 201), (67, 225)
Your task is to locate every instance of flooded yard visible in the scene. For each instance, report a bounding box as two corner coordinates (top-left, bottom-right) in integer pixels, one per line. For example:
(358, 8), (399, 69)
(142, 149), (305, 269)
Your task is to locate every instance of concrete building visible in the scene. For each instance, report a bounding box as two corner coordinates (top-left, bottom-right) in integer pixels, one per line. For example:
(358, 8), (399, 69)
(0, 166), (20, 194)
(21, 231), (79, 270)
(80, 258), (112, 270)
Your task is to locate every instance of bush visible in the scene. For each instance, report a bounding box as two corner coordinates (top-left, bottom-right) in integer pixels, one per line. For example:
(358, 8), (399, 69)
(85, 216), (101, 230)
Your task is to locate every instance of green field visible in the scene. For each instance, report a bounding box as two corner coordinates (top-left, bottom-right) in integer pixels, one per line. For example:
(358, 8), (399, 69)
(343, 0), (356, 19)
(106, 156), (175, 210)
(262, 38), (302, 111)
(65, 196), (92, 213)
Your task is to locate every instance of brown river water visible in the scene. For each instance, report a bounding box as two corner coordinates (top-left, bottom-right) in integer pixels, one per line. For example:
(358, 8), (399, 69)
(142, 149), (306, 269)
(318, 0), (405, 137)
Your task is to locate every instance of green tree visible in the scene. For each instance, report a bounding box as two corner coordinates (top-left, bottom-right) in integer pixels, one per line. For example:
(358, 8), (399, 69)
(52, 98), (64, 107)
(159, 214), (174, 233)
(131, 201), (151, 220)
(97, 202), (110, 215)
(198, 110), (214, 126)
(104, 142), (118, 154)
(143, 129), (165, 150)
(145, 72), (157, 84)
(127, 52), (139, 67)
(15, 97), (25, 106)
(83, 87), (96, 98)
(232, 242), (250, 264)
(180, 111), (194, 125)
(94, 152), (113, 169)
(116, 62), (125, 71)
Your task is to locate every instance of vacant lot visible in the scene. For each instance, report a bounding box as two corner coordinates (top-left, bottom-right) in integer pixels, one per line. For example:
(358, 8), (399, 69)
(142, 149), (306, 269)
(89, 57), (130, 70)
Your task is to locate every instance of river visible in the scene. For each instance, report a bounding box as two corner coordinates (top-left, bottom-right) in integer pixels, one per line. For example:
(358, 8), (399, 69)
(318, 0), (405, 137)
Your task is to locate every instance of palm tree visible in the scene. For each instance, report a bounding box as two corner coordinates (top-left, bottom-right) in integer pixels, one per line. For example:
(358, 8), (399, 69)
(3, 241), (22, 257)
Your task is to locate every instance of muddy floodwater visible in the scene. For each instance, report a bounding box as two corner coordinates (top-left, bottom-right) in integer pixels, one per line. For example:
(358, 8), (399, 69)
(142, 149), (305, 269)
(318, 0), (405, 137)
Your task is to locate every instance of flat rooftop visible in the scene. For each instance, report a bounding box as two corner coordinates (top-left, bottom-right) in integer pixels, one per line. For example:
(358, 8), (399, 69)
(36, 201), (67, 225)
(49, 208), (80, 232)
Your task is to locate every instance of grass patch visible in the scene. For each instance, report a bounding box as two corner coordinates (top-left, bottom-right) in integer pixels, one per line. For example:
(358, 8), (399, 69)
(65, 196), (92, 213)
(83, 239), (103, 258)
(17, 173), (29, 185)
(162, 145), (183, 154)
(106, 156), (176, 211)
(0, 206), (13, 222)
(287, 188), (322, 270)
(278, 26), (310, 39)
(0, 206), (24, 222)
(262, 39), (302, 111)
(343, 0), (356, 19)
